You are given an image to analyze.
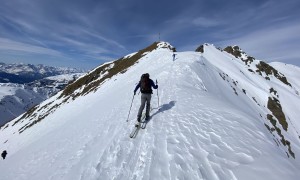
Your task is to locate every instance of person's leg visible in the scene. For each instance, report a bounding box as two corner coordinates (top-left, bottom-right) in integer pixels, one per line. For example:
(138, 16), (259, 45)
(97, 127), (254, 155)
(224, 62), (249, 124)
(137, 94), (147, 122)
(145, 94), (152, 119)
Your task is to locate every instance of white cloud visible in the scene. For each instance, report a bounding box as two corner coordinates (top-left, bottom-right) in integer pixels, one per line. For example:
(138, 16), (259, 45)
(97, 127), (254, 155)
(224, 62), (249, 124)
(0, 38), (63, 57)
(80, 29), (126, 51)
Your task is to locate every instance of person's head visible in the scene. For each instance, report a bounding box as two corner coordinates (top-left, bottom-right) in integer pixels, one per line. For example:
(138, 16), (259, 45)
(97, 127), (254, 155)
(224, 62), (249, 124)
(140, 73), (150, 82)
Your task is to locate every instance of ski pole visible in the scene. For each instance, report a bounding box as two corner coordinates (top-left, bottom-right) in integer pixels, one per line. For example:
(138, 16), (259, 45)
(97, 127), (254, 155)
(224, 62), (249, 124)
(126, 94), (135, 122)
(156, 79), (159, 108)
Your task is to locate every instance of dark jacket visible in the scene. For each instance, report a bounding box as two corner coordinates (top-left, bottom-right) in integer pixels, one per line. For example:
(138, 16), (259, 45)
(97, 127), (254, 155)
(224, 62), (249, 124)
(134, 79), (158, 94)
(1, 150), (7, 159)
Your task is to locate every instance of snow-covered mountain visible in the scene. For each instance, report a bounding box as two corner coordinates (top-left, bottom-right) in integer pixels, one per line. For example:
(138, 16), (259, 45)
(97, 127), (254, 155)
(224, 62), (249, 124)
(0, 42), (299, 180)
(0, 62), (85, 126)
(0, 73), (84, 127)
(0, 62), (84, 83)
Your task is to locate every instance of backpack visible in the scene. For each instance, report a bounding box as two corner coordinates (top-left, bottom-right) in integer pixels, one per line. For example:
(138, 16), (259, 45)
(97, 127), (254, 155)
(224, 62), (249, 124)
(140, 74), (152, 93)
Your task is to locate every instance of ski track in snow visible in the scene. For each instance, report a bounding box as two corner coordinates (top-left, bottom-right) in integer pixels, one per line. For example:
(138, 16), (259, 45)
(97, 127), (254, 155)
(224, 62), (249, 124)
(1, 47), (299, 180)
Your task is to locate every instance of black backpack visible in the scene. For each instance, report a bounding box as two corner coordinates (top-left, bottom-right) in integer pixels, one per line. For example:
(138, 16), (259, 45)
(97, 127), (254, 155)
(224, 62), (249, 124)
(140, 74), (152, 93)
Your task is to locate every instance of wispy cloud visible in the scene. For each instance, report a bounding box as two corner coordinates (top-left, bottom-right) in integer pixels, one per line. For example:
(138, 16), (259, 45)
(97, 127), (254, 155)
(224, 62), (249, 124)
(0, 0), (299, 68)
(192, 17), (223, 28)
(218, 21), (300, 62)
(0, 0), (126, 59)
(0, 38), (63, 57)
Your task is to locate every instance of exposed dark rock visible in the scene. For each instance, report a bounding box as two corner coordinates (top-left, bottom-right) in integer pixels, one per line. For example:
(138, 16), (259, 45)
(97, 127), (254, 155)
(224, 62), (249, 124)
(267, 97), (288, 131)
(256, 62), (291, 87)
(195, 45), (204, 53)
(223, 46), (254, 65)
(224, 46), (242, 58)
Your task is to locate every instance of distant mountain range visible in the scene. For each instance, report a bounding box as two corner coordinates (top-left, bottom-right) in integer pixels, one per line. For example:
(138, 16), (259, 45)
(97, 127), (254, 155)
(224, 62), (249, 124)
(0, 62), (85, 126)
(0, 62), (84, 83)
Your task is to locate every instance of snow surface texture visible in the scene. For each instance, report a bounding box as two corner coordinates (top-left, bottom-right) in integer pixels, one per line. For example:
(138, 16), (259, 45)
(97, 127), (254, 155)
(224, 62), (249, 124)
(1, 43), (300, 180)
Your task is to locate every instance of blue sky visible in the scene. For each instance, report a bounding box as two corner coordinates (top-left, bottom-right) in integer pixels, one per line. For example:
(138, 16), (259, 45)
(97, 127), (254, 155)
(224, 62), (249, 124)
(0, 0), (299, 70)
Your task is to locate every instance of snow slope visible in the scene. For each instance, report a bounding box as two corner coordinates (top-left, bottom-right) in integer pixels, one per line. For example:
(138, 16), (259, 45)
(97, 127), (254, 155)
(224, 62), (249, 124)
(0, 83), (20, 100)
(0, 73), (84, 126)
(0, 42), (299, 180)
(0, 83), (45, 126)
(270, 62), (300, 95)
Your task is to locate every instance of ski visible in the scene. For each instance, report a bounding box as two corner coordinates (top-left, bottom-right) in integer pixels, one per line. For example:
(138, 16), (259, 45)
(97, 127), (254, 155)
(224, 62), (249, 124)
(129, 107), (153, 138)
(141, 122), (147, 129)
(129, 119), (148, 138)
(141, 119), (149, 129)
(129, 123), (140, 138)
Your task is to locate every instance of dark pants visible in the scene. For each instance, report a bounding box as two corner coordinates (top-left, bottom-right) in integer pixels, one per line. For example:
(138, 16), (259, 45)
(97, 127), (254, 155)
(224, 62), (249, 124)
(137, 93), (151, 121)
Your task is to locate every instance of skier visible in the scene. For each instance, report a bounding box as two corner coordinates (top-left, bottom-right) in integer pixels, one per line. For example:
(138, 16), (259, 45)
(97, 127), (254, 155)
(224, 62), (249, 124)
(1, 150), (7, 160)
(134, 73), (158, 126)
(172, 53), (176, 61)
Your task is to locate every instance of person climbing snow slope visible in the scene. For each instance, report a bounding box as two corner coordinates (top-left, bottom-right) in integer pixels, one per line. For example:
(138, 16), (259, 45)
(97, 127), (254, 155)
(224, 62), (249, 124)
(134, 73), (158, 126)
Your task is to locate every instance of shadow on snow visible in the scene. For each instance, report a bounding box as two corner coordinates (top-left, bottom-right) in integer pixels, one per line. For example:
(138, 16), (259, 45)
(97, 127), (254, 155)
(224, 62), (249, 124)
(150, 101), (176, 121)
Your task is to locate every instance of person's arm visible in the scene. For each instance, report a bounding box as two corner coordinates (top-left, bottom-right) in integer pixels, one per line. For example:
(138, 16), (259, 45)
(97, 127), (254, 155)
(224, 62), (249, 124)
(134, 82), (140, 94)
(150, 80), (158, 89)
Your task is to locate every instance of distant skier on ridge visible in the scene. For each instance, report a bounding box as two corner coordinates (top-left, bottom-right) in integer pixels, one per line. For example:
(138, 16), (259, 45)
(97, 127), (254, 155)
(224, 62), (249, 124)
(1, 150), (7, 160)
(134, 73), (158, 126)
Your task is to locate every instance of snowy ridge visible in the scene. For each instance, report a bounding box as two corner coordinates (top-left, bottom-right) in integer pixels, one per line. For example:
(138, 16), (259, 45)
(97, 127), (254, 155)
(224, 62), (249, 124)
(0, 42), (299, 180)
